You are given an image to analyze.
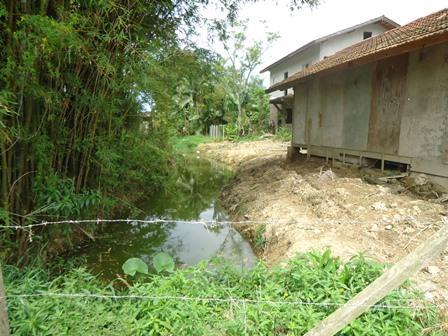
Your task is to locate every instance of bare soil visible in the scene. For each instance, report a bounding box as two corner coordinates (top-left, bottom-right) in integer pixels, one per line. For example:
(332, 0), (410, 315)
(199, 139), (448, 306)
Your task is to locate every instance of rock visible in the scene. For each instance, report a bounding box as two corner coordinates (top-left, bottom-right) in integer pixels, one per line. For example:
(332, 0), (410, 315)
(244, 214), (250, 220)
(335, 188), (347, 195)
(425, 265), (441, 275)
(419, 281), (437, 292)
(377, 186), (391, 194)
(414, 174), (428, 186)
(385, 225), (393, 230)
(404, 227), (416, 234)
(424, 291), (435, 301)
(418, 281), (438, 302)
(371, 202), (387, 211)
(370, 224), (379, 232)
(317, 169), (336, 183)
(412, 205), (422, 215)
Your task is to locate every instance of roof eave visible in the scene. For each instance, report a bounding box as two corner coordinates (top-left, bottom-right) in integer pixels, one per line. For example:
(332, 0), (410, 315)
(260, 15), (400, 74)
(266, 30), (448, 93)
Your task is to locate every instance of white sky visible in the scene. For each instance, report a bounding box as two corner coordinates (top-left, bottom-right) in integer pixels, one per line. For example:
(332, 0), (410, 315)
(196, 0), (447, 85)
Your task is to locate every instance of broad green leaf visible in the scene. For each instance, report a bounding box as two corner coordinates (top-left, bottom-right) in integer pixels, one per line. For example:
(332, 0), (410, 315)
(122, 257), (149, 277)
(152, 252), (175, 273)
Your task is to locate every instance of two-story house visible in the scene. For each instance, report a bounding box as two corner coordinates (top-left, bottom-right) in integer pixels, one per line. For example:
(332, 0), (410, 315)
(261, 16), (400, 129)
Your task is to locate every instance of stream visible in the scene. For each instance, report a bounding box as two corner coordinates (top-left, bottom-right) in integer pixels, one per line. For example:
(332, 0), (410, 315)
(71, 156), (256, 280)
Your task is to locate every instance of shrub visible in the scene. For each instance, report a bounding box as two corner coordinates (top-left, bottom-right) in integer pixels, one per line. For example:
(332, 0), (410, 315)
(275, 126), (292, 142)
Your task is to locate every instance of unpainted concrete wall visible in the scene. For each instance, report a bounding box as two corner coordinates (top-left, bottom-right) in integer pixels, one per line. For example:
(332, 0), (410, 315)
(292, 83), (307, 144)
(292, 43), (448, 178)
(342, 63), (373, 150)
(293, 62), (374, 150)
(399, 44), (448, 160)
(269, 44), (320, 99)
(320, 23), (389, 59)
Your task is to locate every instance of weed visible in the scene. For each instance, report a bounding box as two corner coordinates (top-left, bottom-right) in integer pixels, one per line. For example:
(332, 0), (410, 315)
(3, 251), (443, 335)
(254, 224), (268, 251)
(172, 135), (214, 153)
(274, 126), (292, 142)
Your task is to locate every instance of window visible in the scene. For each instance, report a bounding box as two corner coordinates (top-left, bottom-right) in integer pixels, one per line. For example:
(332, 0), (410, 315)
(286, 108), (293, 124)
(363, 31), (372, 39)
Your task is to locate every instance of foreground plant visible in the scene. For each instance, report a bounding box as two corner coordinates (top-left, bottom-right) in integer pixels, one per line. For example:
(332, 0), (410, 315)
(4, 251), (443, 335)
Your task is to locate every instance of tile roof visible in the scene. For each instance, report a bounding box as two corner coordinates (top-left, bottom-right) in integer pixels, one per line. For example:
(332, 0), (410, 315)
(267, 9), (448, 93)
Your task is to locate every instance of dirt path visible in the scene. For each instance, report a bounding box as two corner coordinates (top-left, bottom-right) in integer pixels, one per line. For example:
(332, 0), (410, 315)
(199, 139), (448, 306)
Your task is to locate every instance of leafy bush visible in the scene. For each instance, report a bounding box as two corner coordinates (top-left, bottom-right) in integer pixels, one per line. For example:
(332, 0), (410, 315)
(275, 126), (292, 142)
(4, 251), (442, 335)
(225, 123), (240, 141)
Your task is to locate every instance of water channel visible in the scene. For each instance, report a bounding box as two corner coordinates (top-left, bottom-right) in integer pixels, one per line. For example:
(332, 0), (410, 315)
(71, 156), (256, 280)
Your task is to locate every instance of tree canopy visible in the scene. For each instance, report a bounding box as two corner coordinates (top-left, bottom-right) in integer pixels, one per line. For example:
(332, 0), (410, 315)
(0, 0), (318, 259)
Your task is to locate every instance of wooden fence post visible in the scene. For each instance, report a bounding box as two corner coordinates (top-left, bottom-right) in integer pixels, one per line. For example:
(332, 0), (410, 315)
(0, 266), (10, 336)
(305, 223), (448, 336)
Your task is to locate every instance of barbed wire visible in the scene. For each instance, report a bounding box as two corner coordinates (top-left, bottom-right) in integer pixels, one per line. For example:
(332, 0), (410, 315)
(0, 217), (445, 231)
(2, 292), (444, 310)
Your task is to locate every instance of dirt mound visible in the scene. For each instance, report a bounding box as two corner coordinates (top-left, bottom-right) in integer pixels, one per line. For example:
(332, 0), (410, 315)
(199, 140), (448, 306)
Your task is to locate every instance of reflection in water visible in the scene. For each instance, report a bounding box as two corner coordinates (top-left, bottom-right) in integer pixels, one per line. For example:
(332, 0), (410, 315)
(71, 157), (256, 280)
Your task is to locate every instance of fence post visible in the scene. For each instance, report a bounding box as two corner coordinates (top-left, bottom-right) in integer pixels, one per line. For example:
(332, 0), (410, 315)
(0, 266), (10, 336)
(305, 223), (448, 336)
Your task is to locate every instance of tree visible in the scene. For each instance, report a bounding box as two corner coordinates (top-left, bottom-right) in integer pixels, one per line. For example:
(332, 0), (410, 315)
(0, 0), (319, 259)
(212, 19), (278, 135)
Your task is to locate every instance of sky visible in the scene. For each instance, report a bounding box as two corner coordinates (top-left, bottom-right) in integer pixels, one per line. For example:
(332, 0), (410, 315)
(196, 0), (447, 85)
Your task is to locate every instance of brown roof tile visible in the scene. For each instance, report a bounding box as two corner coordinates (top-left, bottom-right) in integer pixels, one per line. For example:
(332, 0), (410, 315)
(267, 9), (448, 93)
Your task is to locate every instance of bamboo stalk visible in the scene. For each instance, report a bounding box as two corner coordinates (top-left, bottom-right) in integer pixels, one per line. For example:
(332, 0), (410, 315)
(0, 266), (11, 336)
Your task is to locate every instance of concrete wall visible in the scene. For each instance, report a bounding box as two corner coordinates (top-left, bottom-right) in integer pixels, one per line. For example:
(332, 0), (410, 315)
(293, 62), (374, 150)
(292, 82), (307, 144)
(320, 23), (388, 59)
(269, 22), (389, 100)
(269, 44), (320, 99)
(399, 44), (448, 160)
(292, 43), (448, 179)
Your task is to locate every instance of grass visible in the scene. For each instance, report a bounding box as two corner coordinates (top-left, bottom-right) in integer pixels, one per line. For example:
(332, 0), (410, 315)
(254, 224), (268, 252)
(172, 135), (215, 153)
(274, 127), (292, 142)
(3, 251), (443, 335)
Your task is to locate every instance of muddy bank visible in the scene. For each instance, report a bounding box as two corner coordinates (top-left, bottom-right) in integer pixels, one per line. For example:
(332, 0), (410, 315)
(199, 139), (448, 305)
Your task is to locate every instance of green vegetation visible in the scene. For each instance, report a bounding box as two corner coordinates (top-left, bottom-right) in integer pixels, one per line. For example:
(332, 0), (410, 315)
(172, 135), (214, 153)
(4, 251), (442, 335)
(1, 2), (443, 333)
(0, 0), (191, 258)
(254, 224), (268, 251)
(0, 0), (303, 260)
(275, 127), (293, 142)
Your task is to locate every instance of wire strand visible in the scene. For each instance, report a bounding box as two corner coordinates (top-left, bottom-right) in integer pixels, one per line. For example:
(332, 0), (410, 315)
(0, 217), (445, 230)
(2, 293), (442, 310)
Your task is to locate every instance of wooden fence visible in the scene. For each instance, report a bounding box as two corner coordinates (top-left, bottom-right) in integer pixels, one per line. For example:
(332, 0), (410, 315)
(209, 125), (225, 139)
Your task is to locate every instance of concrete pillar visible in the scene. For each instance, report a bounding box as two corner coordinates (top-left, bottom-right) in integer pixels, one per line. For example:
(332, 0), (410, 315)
(287, 146), (299, 162)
